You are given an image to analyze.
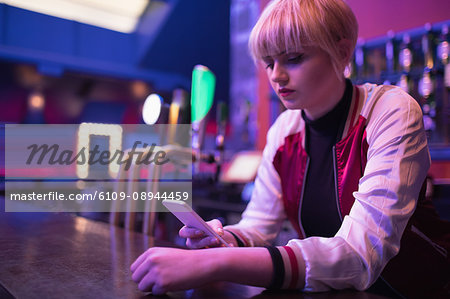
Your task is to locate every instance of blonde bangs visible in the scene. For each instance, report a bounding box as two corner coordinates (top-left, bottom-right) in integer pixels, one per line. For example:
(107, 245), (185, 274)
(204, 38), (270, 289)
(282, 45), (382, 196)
(249, 0), (312, 61)
(248, 0), (358, 74)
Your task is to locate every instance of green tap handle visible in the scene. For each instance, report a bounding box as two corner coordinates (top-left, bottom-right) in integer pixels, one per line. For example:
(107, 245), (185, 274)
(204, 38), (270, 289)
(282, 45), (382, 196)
(191, 65), (215, 123)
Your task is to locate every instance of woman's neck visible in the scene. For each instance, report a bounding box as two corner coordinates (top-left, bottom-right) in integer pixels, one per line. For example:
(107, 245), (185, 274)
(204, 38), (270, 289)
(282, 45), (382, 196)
(303, 77), (347, 120)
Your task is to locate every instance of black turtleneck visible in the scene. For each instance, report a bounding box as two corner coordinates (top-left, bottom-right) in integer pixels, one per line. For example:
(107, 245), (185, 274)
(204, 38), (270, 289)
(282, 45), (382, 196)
(300, 79), (353, 238)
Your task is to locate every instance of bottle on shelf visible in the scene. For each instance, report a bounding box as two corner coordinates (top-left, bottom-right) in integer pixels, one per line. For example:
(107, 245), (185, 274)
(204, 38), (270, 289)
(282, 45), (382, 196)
(354, 39), (365, 83)
(437, 24), (449, 88)
(397, 34), (413, 94)
(436, 24), (449, 143)
(418, 23), (436, 132)
(384, 30), (395, 85)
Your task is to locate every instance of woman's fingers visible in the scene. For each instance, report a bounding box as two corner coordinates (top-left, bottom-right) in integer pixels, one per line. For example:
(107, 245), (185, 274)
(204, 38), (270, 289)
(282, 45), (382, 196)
(179, 226), (205, 238)
(130, 249), (152, 272)
(179, 219), (225, 248)
(186, 236), (220, 249)
(131, 248), (215, 295)
(206, 219), (224, 235)
(132, 261), (151, 283)
(137, 273), (155, 292)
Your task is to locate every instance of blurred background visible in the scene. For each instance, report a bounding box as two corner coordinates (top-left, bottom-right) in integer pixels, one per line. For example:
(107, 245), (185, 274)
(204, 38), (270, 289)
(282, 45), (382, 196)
(0, 0), (449, 240)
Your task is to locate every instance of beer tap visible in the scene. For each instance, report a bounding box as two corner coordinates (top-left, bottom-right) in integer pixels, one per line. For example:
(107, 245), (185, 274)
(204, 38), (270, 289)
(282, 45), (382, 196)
(191, 65), (216, 175)
(214, 102), (227, 182)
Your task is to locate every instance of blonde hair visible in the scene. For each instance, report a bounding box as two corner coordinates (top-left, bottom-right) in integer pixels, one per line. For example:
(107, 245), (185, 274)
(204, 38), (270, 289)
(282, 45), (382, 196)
(249, 0), (358, 76)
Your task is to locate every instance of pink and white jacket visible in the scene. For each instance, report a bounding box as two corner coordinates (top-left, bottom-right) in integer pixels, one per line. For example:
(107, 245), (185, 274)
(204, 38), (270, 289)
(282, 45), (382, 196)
(225, 83), (450, 296)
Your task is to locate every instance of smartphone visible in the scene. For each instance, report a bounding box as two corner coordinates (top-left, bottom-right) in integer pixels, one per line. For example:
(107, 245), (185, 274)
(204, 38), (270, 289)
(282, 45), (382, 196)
(162, 200), (231, 247)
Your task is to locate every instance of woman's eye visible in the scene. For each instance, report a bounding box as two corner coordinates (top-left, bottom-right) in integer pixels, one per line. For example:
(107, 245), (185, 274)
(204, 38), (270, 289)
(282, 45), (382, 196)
(287, 55), (303, 63)
(261, 56), (274, 69)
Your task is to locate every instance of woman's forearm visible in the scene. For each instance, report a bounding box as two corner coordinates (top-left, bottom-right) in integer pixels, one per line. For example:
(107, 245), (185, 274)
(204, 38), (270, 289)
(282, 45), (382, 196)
(210, 246), (305, 289)
(130, 245), (306, 293)
(211, 247), (273, 287)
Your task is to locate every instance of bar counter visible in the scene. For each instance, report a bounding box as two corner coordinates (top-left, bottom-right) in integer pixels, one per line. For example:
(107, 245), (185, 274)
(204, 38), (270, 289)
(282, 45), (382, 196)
(0, 197), (389, 299)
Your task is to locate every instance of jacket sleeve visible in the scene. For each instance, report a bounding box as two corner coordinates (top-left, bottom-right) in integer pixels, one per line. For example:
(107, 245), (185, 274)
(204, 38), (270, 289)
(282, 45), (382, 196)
(274, 87), (431, 291)
(224, 111), (290, 247)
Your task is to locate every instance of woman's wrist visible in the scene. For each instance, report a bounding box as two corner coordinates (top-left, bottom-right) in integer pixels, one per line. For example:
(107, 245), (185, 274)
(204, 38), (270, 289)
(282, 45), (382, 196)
(208, 247), (273, 287)
(222, 230), (239, 247)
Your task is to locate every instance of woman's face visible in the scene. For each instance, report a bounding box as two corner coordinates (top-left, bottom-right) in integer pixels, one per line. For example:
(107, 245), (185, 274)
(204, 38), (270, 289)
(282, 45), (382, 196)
(262, 47), (345, 119)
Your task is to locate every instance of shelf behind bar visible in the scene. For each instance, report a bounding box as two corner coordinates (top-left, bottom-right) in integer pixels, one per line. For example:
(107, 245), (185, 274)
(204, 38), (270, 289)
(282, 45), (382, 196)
(360, 19), (450, 48)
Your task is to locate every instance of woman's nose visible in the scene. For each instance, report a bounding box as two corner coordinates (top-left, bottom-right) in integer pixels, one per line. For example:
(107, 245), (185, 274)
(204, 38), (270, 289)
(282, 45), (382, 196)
(271, 63), (288, 83)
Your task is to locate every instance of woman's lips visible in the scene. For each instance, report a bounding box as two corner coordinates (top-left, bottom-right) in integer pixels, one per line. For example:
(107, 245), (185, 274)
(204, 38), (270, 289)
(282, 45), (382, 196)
(279, 88), (295, 97)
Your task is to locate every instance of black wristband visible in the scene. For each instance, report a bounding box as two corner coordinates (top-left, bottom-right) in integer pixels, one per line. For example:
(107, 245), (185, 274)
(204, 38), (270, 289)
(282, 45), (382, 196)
(224, 230), (245, 247)
(265, 246), (284, 289)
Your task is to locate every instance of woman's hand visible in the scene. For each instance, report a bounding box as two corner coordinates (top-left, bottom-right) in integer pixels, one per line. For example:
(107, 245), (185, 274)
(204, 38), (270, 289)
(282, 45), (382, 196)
(130, 247), (217, 295)
(130, 246), (275, 294)
(179, 219), (229, 248)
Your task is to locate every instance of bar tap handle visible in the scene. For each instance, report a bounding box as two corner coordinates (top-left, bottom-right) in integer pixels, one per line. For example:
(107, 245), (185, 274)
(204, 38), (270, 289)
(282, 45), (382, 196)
(191, 65), (216, 175)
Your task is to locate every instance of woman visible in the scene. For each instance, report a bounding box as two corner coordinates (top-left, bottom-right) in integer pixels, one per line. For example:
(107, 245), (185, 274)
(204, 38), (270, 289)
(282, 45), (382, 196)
(131, 0), (450, 296)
